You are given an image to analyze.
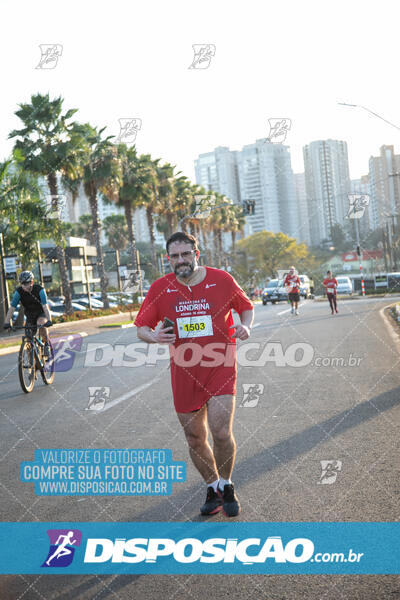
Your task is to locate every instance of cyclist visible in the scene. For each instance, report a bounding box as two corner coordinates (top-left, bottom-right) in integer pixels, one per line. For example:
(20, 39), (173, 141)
(284, 266), (301, 315)
(3, 271), (52, 356)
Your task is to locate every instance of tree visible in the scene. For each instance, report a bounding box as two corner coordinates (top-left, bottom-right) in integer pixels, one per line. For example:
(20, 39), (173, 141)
(9, 93), (82, 313)
(235, 230), (310, 284)
(70, 214), (95, 245)
(103, 214), (128, 250)
(113, 145), (153, 275)
(66, 123), (122, 308)
(0, 159), (55, 267)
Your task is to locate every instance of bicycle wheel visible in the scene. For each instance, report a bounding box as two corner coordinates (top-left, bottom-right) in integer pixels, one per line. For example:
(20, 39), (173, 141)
(18, 340), (36, 393)
(41, 340), (55, 385)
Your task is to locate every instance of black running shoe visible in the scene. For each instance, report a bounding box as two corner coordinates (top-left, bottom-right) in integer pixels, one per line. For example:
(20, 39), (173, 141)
(220, 483), (241, 517)
(200, 486), (223, 515)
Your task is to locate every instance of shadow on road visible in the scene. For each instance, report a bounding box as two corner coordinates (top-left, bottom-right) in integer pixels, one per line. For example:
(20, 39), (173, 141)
(5, 387), (399, 599)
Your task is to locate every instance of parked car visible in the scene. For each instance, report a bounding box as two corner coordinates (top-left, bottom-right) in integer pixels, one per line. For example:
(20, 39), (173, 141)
(50, 302), (88, 315)
(262, 279), (280, 305)
(299, 275), (311, 298)
(268, 284), (289, 304)
(336, 276), (353, 295)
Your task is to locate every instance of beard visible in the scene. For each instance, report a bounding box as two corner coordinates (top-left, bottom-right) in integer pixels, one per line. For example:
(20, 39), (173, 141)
(174, 260), (195, 279)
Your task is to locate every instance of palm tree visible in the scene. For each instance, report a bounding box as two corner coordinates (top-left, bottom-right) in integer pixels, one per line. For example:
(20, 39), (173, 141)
(9, 93), (82, 313)
(0, 159), (54, 268)
(71, 214), (95, 245)
(103, 214), (128, 250)
(229, 204), (246, 254)
(113, 145), (153, 275)
(153, 162), (180, 239)
(66, 123), (122, 308)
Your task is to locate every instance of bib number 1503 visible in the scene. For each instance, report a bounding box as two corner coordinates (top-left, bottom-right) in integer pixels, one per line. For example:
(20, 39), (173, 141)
(183, 322), (206, 332)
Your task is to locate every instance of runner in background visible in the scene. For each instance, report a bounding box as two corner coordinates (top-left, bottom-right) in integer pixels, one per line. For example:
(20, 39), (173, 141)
(284, 266), (301, 315)
(323, 270), (339, 315)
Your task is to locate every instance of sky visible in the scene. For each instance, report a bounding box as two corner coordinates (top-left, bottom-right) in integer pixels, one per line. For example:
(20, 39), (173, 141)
(1, 0), (400, 182)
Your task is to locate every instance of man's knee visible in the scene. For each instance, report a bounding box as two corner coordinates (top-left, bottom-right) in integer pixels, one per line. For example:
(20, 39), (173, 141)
(185, 430), (207, 450)
(212, 426), (233, 446)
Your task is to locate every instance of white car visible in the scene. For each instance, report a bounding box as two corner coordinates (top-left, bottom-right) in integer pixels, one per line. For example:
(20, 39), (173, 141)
(336, 276), (353, 295)
(299, 275), (311, 298)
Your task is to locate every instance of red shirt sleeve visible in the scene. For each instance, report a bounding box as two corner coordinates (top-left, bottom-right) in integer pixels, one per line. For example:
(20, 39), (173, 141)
(228, 274), (254, 314)
(134, 283), (161, 329)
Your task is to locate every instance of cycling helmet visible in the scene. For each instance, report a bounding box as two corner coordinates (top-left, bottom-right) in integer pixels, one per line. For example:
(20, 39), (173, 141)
(19, 270), (34, 284)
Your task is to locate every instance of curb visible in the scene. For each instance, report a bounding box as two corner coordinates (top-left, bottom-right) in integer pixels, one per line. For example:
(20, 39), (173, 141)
(379, 303), (400, 354)
(0, 331), (89, 357)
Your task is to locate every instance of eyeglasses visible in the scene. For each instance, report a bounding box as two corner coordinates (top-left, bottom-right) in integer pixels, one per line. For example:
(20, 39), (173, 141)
(168, 250), (195, 261)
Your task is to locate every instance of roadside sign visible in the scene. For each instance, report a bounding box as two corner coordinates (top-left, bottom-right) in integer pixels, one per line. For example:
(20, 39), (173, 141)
(4, 256), (19, 279)
(42, 263), (53, 283)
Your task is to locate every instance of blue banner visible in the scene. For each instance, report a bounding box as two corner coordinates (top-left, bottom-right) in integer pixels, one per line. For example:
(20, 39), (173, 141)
(20, 449), (186, 496)
(0, 522), (399, 574)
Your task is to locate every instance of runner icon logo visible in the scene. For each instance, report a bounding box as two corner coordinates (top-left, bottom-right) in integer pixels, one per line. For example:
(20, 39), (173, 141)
(266, 118), (291, 143)
(346, 194), (370, 219)
(86, 386), (110, 411)
(36, 44), (63, 69)
(239, 383), (264, 408)
(318, 460), (342, 485)
(115, 118), (142, 144)
(188, 44), (216, 69)
(42, 529), (82, 568)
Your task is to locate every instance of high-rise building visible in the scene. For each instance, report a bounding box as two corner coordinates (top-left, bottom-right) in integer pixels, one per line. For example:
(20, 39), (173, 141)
(294, 173), (311, 246)
(194, 146), (240, 204)
(194, 141), (300, 242)
(237, 140), (298, 239)
(303, 139), (350, 246)
(368, 145), (400, 231)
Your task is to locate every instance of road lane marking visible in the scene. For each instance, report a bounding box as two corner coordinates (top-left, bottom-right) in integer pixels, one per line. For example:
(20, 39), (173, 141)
(277, 303), (305, 316)
(91, 368), (169, 414)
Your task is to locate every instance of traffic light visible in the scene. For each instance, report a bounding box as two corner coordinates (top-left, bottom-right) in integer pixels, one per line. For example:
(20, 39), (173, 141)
(356, 245), (361, 257)
(243, 200), (256, 215)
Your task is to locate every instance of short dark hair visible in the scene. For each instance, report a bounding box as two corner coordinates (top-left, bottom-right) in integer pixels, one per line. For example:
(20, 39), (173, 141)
(166, 232), (199, 254)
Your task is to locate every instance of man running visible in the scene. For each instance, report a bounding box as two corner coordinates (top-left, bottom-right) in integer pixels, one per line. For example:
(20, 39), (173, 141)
(135, 232), (254, 517)
(4, 271), (52, 355)
(323, 270), (339, 314)
(284, 266), (301, 315)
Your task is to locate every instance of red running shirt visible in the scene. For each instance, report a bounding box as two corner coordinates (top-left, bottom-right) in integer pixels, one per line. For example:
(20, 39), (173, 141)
(284, 274), (300, 293)
(134, 267), (253, 413)
(323, 277), (338, 295)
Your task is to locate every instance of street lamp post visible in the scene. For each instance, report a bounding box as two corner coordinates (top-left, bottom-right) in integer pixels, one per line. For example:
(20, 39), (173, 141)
(354, 217), (365, 296)
(338, 103), (400, 132)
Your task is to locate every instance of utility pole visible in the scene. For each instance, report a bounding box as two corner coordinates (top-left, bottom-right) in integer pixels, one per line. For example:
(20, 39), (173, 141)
(0, 233), (10, 314)
(37, 241), (44, 287)
(83, 246), (92, 310)
(354, 218), (365, 296)
(136, 249), (143, 300)
(115, 249), (122, 292)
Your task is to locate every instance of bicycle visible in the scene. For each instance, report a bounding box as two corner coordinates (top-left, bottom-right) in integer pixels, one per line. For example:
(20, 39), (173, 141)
(7, 322), (55, 393)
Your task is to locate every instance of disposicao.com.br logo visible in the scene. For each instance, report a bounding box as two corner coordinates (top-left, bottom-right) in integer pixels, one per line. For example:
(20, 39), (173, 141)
(31, 525), (370, 574)
(83, 536), (340, 565)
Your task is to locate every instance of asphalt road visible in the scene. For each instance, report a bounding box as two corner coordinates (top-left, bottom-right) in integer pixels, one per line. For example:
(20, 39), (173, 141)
(1, 296), (400, 599)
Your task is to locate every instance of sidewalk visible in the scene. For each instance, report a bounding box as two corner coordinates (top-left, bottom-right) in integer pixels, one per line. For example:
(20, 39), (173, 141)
(314, 293), (400, 302)
(0, 310), (139, 355)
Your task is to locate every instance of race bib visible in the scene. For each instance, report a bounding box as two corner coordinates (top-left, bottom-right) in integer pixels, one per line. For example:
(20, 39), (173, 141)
(327, 287), (336, 294)
(177, 315), (213, 338)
